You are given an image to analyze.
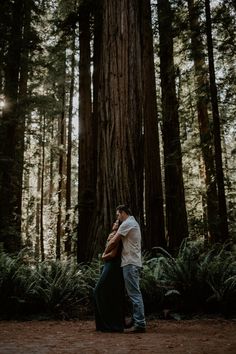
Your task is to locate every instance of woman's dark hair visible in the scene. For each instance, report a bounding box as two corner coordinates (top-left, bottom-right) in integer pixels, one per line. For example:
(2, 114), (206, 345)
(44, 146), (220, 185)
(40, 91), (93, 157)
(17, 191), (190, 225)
(112, 219), (121, 226)
(116, 204), (132, 215)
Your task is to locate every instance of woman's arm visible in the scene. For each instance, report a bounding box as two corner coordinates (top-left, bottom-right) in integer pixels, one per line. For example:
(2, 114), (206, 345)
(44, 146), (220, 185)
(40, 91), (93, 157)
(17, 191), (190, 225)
(101, 233), (122, 260)
(101, 246), (119, 260)
(103, 233), (121, 254)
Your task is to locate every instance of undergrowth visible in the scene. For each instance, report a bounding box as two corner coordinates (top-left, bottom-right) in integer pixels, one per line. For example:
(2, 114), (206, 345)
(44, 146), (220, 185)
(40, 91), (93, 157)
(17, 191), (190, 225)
(0, 239), (235, 319)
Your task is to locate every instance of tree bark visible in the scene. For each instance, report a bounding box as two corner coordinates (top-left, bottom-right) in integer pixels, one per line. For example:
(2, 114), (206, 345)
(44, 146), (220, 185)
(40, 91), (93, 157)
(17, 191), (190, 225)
(141, 0), (166, 250)
(36, 148), (41, 262)
(87, 0), (144, 258)
(65, 28), (76, 257)
(0, 0), (30, 253)
(77, 3), (94, 263)
(40, 112), (46, 261)
(56, 51), (67, 260)
(187, 0), (220, 242)
(205, 0), (229, 242)
(158, 0), (189, 251)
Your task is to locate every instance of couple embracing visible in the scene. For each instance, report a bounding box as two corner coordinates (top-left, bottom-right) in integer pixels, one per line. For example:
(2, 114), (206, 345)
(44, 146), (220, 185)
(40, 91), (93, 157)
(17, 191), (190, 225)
(94, 204), (146, 333)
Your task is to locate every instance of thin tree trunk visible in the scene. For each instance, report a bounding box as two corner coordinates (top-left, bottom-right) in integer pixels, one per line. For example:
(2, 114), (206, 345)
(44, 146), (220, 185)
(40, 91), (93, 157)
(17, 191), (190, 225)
(205, 0), (229, 241)
(141, 0), (166, 250)
(17, 0), (31, 242)
(198, 155), (208, 239)
(65, 28), (76, 257)
(56, 51), (67, 260)
(49, 122), (54, 203)
(36, 152), (41, 261)
(187, 0), (220, 242)
(40, 112), (46, 262)
(23, 159), (31, 248)
(158, 0), (189, 251)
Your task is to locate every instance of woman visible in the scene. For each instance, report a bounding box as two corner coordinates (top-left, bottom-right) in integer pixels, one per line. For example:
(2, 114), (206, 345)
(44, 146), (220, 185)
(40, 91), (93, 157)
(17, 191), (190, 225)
(94, 220), (125, 332)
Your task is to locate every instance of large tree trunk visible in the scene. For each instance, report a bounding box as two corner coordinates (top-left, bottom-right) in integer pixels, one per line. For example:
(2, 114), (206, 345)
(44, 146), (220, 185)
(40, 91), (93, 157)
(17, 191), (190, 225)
(77, 4), (94, 263)
(158, 0), (189, 251)
(187, 0), (220, 242)
(0, 0), (30, 253)
(141, 0), (166, 250)
(87, 0), (144, 258)
(204, 0), (229, 242)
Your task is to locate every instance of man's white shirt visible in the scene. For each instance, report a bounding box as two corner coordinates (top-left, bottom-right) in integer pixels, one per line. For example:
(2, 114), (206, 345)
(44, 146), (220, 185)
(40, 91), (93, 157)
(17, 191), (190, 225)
(117, 216), (142, 267)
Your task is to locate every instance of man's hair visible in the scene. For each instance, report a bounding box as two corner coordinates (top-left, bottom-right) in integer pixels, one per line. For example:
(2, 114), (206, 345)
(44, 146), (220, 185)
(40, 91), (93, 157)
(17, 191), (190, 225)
(116, 204), (132, 215)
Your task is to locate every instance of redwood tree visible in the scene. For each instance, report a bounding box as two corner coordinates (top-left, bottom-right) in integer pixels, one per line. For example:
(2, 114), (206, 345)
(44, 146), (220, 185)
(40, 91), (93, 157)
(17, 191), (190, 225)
(77, 3), (95, 262)
(86, 0), (144, 259)
(158, 0), (189, 250)
(141, 0), (166, 250)
(205, 0), (229, 242)
(0, 0), (32, 253)
(187, 0), (220, 242)
(65, 26), (76, 257)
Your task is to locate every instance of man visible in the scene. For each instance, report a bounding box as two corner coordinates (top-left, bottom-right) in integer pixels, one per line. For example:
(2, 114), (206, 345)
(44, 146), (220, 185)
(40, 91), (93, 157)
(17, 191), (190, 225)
(104, 204), (146, 333)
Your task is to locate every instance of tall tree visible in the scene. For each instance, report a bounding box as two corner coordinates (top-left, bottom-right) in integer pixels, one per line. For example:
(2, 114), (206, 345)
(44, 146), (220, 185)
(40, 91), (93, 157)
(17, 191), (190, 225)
(65, 27), (76, 257)
(141, 0), (166, 250)
(0, 0), (11, 96)
(77, 3), (94, 263)
(204, 0), (229, 241)
(85, 0), (144, 259)
(40, 111), (46, 261)
(187, 0), (220, 242)
(56, 49), (67, 260)
(0, 0), (32, 253)
(158, 0), (189, 250)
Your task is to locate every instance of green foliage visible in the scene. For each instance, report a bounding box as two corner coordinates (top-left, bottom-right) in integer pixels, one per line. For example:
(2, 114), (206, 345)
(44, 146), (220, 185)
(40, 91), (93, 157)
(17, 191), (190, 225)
(156, 239), (205, 311)
(140, 252), (167, 314)
(0, 250), (32, 317)
(199, 243), (236, 315)
(25, 260), (89, 318)
(140, 239), (236, 316)
(0, 250), (102, 319)
(1, 242), (236, 319)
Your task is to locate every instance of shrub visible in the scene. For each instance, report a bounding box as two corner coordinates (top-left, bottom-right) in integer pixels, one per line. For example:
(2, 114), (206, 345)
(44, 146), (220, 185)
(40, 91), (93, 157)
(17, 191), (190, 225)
(0, 250), (32, 318)
(25, 258), (102, 319)
(0, 241), (235, 319)
(140, 239), (236, 316)
(199, 243), (236, 315)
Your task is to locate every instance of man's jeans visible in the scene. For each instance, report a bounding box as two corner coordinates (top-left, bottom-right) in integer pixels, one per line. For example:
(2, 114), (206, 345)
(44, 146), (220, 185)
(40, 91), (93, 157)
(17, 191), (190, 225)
(122, 264), (146, 328)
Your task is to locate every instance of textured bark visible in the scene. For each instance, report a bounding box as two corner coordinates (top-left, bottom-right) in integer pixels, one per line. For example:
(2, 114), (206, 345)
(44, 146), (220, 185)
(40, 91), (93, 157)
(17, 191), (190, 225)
(65, 29), (76, 257)
(87, 0), (144, 258)
(56, 52), (67, 260)
(141, 0), (166, 250)
(40, 113), (46, 262)
(158, 0), (188, 251)
(0, 0), (30, 253)
(187, 0), (220, 242)
(77, 4), (94, 263)
(205, 0), (229, 242)
(36, 156), (41, 262)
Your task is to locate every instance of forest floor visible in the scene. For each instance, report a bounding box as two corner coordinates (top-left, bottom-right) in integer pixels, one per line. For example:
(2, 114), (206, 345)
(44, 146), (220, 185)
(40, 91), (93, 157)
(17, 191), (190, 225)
(0, 318), (236, 354)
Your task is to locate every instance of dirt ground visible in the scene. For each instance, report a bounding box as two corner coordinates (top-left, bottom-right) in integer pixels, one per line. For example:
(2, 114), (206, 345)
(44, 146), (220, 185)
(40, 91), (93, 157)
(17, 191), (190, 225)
(0, 319), (235, 354)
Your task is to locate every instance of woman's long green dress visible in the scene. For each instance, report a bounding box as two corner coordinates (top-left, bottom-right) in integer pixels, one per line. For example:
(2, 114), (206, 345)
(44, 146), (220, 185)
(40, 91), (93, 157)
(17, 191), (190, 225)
(94, 246), (125, 332)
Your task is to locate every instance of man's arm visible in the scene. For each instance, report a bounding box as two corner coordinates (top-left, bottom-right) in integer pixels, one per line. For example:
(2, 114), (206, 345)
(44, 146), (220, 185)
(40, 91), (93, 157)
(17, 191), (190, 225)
(102, 247), (118, 260)
(104, 232), (121, 254)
